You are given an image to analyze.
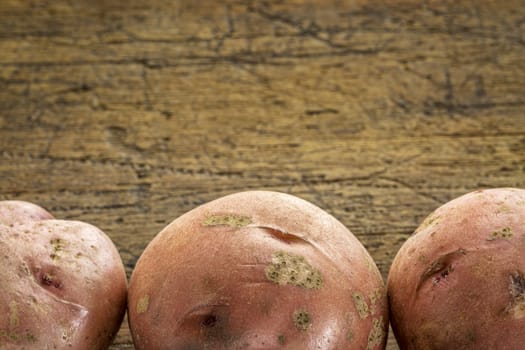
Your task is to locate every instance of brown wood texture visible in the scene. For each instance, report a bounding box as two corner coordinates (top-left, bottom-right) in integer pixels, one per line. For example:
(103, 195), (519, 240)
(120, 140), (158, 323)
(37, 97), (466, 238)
(1, 0), (524, 349)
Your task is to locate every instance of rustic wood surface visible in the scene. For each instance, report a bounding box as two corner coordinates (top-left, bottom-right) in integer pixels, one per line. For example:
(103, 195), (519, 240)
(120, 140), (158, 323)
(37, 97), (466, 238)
(1, 0), (524, 349)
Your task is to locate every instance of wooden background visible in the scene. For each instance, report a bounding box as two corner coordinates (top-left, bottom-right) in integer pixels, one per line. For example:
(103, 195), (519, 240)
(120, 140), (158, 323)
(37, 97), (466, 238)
(1, 0), (524, 348)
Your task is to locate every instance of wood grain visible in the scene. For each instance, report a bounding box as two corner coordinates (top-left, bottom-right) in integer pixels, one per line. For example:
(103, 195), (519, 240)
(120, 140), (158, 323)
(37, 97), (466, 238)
(1, 0), (524, 349)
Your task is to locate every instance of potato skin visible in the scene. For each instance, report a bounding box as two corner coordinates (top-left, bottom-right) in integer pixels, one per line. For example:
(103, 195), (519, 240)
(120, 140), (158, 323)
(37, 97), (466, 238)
(0, 200), (54, 226)
(0, 201), (127, 350)
(387, 188), (525, 349)
(129, 191), (388, 350)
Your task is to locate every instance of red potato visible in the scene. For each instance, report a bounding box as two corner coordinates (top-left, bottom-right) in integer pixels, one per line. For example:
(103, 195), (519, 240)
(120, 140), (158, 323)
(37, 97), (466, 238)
(387, 188), (525, 349)
(128, 190), (388, 350)
(0, 200), (127, 349)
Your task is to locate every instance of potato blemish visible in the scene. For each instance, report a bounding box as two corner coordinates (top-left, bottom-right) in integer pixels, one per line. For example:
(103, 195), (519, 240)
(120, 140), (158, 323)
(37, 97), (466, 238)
(466, 330), (476, 343)
(293, 309), (311, 331)
(487, 227), (513, 241)
(352, 292), (369, 319)
(203, 215), (252, 228)
(505, 271), (525, 319)
(368, 289), (383, 315)
(136, 295), (150, 314)
(417, 249), (466, 291)
(50, 238), (67, 260)
(25, 332), (37, 342)
(278, 334), (286, 345)
(9, 301), (18, 328)
(200, 314), (217, 328)
(366, 317), (385, 350)
(18, 262), (31, 276)
(265, 251), (322, 289)
(41, 272), (62, 289)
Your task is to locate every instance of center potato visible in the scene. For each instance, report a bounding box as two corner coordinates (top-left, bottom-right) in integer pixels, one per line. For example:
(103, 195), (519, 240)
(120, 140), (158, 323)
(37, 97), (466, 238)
(128, 191), (387, 350)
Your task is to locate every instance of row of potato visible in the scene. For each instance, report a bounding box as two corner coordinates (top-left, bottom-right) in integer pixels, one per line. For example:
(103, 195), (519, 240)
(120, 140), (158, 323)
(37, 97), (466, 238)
(0, 188), (524, 349)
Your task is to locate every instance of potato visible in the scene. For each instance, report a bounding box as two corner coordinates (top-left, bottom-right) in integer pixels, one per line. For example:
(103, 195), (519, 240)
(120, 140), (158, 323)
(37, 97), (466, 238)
(128, 190), (388, 350)
(0, 200), (127, 349)
(387, 188), (525, 349)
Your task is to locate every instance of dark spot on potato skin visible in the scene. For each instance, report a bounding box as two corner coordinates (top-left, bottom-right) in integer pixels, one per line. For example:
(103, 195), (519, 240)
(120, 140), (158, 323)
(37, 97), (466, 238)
(466, 330), (476, 343)
(41, 272), (63, 289)
(509, 271), (525, 298)
(505, 271), (525, 318)
(417, 249), (467, 291)
(199, 313), (233, 344)
(28, 262), (65, 291)
(50, 238), (66, 251)
(293, 309), (311, 331)
(25, 332), (37, 342)
(175, 304), (237, 348)
(200, 314), (217, 328)
(487, 227), (513, 241)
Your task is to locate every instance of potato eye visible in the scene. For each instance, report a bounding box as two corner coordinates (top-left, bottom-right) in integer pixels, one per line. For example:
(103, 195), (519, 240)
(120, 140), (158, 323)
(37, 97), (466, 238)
(200, 315), (217, 328)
